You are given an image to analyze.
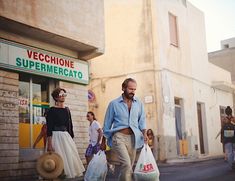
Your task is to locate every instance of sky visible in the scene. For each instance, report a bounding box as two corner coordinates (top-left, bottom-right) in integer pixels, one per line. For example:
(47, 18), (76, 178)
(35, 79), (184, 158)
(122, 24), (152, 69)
(188, 0), (235, 52)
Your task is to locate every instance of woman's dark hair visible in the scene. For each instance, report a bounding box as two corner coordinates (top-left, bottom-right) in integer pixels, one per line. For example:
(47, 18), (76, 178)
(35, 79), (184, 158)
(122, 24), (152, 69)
(51, 87), (66, 102)
(147, 129), (154, 136)
(87, 111), (96, 120)
(225, 106), (232, 116)
(122, 78), (137, 90)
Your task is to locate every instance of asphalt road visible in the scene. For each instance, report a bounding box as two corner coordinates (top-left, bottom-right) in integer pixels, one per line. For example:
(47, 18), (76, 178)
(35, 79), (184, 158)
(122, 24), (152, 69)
(105, 158), (235, 181)
(159, 158), (235, 181)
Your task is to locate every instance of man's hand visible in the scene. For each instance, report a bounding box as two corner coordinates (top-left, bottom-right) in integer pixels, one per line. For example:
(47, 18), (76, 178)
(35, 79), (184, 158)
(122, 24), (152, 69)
(142, 129), (148, 144)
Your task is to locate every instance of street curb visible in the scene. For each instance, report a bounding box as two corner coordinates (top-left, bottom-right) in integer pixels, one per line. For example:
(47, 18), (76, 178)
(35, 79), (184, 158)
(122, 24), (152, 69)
(159, 155), (224, 166)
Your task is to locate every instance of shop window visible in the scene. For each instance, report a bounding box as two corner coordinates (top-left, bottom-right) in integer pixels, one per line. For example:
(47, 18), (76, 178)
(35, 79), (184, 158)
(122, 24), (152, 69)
(19, 74), (50, 149)
(19, 76), (30, 124)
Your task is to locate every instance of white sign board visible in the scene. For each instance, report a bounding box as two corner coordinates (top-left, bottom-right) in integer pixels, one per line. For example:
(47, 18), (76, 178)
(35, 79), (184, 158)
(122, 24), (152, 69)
(0, 39), (89, 84)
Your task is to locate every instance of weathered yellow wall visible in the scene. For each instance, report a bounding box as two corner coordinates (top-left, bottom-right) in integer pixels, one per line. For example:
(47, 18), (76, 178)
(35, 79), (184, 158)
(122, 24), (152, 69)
(0, 0), (104, 51)
(89, 0), (158, 132)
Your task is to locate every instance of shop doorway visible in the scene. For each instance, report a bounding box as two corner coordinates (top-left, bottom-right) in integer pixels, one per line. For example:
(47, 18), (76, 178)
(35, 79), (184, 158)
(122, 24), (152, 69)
(19, 74), (55, 149)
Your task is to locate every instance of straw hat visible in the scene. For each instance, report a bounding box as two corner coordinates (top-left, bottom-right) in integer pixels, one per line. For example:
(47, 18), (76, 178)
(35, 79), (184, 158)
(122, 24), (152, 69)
(36, 152), (64, 179)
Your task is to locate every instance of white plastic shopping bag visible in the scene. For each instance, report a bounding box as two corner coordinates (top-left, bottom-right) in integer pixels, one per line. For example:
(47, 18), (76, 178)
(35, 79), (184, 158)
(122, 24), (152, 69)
(84, 150), (108, 181)
(134, 144), (160, 181)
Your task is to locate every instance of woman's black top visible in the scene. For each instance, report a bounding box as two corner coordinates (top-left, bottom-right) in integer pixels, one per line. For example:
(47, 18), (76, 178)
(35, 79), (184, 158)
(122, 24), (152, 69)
(46, 107), (74, 138)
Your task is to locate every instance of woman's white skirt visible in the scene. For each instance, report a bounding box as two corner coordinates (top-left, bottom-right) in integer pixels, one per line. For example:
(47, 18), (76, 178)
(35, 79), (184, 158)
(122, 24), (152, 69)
(52, 131), (85, 178)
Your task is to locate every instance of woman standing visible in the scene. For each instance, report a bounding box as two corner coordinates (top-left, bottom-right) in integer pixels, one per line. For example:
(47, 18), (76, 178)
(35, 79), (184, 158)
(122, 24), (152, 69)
(46, 87), (85, 178)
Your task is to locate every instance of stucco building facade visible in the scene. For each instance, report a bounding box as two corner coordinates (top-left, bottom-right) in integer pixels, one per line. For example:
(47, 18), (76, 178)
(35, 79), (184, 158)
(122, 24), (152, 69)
(209, 37), (235, 108)
(209, 38), (235, 83)
(89, 0), (234, 161)
(0, 0), (104, 180)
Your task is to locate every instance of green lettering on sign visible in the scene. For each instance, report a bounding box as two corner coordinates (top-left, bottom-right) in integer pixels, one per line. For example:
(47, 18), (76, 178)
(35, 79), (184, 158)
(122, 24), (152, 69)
(15, 58), (83, 80)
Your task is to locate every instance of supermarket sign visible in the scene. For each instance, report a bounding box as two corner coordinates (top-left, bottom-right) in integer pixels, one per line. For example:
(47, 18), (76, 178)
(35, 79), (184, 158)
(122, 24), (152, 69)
(0, 39), (89, 84)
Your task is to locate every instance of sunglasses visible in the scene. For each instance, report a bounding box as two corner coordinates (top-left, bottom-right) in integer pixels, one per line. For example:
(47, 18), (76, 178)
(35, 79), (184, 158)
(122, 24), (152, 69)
(58, 92), (67, 97)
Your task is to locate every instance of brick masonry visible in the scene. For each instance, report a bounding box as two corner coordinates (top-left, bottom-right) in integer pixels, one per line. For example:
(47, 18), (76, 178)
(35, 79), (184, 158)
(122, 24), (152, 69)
(0, 69), (22, 180)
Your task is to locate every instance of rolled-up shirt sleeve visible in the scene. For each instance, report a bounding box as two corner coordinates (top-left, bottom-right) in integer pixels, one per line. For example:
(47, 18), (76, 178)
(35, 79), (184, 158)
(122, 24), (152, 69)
(138, 102), (146, 131)
(103, 102), (114, 139)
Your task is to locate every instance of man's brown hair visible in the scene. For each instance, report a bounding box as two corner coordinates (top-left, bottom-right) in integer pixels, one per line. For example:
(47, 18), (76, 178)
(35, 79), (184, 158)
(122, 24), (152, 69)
(122, 78), (137, 90)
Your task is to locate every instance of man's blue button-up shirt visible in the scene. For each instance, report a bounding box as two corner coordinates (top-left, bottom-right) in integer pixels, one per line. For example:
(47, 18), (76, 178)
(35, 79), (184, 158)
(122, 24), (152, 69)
(103, 95), (146, 149)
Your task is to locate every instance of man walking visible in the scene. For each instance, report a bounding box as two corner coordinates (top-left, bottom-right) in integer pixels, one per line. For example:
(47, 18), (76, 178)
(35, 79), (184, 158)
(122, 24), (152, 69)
(85, 111), (103, 165)
(103, 78), (148, 181)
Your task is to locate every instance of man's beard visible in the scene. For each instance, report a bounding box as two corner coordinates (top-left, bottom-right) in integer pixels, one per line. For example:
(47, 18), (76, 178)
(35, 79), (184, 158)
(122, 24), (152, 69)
(124, 91), (134, 100)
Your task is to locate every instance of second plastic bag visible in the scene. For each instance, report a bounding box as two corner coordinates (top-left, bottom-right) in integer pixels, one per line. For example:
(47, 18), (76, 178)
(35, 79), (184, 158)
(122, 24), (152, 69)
(134, 144), (160, 181)
(84, 150), (108, 181)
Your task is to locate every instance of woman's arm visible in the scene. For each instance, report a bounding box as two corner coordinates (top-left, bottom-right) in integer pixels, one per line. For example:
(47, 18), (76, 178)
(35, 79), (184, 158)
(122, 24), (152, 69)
(215, 130), (221, 139)
(47, 136), (54, 152)
(33, 131), (43, 148)
(46, 108), (54, 151)
(67, 108), (74, 138)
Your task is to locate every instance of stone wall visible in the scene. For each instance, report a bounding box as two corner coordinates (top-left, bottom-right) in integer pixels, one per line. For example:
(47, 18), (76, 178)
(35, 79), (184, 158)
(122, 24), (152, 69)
(59, 81), (89, 163)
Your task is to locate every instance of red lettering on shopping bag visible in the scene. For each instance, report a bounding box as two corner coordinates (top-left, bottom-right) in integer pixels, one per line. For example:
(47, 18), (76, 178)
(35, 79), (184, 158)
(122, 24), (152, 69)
(142, 163), (154, 172)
